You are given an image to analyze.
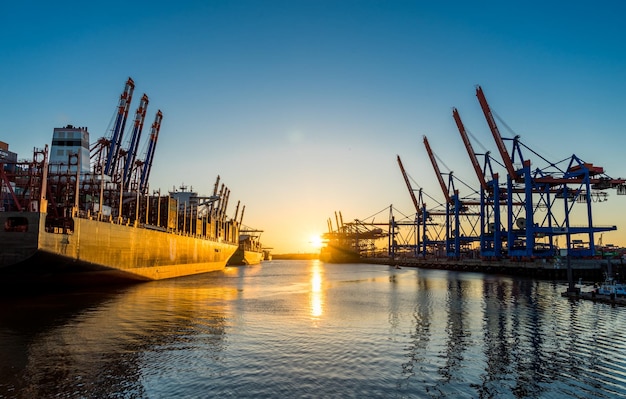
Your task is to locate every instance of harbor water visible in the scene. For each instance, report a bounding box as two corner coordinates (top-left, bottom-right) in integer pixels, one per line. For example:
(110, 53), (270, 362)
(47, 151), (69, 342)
(1, 260), (625, 398)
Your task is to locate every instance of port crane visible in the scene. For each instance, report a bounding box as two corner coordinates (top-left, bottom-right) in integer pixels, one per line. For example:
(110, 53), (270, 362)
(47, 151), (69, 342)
(453, 106), (505, 258)
(423, 136), (481, 259)
(474, 85), (625, 259)
(396, 155), (427, 256)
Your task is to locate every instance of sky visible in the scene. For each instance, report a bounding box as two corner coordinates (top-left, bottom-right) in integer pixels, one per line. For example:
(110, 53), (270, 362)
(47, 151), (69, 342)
(1, 0), (625, 253)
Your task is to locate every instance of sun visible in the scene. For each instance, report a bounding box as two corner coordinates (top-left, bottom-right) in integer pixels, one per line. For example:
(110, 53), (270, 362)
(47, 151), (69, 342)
(309, 234), (324, 249)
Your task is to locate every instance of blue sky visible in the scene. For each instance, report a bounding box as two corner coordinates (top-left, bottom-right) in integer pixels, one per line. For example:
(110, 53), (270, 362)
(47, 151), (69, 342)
(2, 1), (625, 253)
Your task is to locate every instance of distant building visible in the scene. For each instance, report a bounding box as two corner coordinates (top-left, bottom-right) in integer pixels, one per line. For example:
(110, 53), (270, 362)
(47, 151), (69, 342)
(50, 125), (90, 173)
(0, 141), (18, 173)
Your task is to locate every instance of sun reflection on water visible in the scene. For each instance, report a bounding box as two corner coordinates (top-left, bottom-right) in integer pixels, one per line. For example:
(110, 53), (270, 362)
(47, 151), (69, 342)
(310, 260), (324, 318)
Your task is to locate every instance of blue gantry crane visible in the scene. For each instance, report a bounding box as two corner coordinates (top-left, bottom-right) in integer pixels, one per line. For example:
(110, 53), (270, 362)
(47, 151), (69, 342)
(423, 136), (481, 259)
(397, 86), (625, 264)
(470, 85), (624, 260)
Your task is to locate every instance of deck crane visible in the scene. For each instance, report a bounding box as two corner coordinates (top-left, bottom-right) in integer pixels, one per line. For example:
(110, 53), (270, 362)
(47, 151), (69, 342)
(104, 78), (135, 178)
(238, 204), (246, 226)
(209, 175), (220, 216)
(122, 94), (149, 191)
(233, 200), (241, 225)
(138, 110), (162, 194)
(453, 107), (504, 258)
(222, 188), (231, 220)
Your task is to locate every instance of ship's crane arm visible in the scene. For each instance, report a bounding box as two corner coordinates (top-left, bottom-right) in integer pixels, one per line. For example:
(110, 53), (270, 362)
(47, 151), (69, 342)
(209, 176), (220, 214)
(222, 188), (230, 218)
(138, 110), (162, 194)
(475, 86), (517, 180)
(104, 77), (135, 177)
(238, 205), (245, 226)
(452, 107), (488, 191)
(423, 136), (452, 204)
(397, 155), (421, 214)
(233, 200), (240, 223)
(122, 94), (149, 190)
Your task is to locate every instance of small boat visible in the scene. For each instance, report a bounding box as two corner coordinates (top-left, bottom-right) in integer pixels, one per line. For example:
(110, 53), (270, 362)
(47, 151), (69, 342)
(594, 276), (626, 297)
(228, 229), (264, 266)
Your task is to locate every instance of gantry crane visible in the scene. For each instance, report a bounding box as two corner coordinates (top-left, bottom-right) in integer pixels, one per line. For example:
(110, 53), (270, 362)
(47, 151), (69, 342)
(396, 155), (430, 256)
(423, 136), (481, 259)
(475, 85), (625, 260)
(453, 107), (505, 258)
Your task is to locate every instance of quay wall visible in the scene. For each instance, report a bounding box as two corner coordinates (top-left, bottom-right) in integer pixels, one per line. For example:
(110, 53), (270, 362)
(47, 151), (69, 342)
(362, 257), (626, 281)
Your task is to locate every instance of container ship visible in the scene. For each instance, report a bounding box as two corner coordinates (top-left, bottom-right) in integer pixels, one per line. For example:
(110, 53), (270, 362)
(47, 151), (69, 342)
(0, 78), (239, 288)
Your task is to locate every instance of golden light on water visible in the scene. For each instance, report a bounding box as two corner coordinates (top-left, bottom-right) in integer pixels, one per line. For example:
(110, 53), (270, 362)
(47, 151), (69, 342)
(310, 260), (324, 318)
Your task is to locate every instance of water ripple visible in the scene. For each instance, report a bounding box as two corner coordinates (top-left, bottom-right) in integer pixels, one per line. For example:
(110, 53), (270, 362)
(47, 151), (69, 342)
(1, 263), (626, 398)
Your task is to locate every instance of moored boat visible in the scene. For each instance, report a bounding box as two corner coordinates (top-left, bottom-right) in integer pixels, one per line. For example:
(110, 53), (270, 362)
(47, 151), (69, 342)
(228, 229), (264, 266)
(594, 276), (626, 297)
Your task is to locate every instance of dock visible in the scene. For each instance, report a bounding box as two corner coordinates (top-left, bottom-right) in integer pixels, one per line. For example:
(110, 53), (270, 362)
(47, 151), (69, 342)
(362, 256), (612, 281)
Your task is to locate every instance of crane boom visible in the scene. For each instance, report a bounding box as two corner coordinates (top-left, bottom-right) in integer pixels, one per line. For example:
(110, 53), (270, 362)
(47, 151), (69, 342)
(452, 107), (488, 191)
(475, 86), (517, 180)
(233, 200), (240, 223)
(423, 136), (451, 204)
(239, 205), (245, 226)
(397, 155), (421, 214)
(123, 93), (149, 190)
(104, 77), (135, 177)
(138, 110), (162, 194)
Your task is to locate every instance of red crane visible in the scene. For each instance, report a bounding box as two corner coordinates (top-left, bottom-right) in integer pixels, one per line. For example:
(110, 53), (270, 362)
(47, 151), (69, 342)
(397, 155), (421, 215)
(475, 86), (518, 180)
(452, 107), (488, 192)
(423, 136), (452, 204)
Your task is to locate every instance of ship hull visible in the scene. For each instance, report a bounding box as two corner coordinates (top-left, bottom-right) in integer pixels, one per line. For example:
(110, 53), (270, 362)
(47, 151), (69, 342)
(228, 248), (263, 266)
(0, 211), (238, 285)
(227, 248), (264, 266)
